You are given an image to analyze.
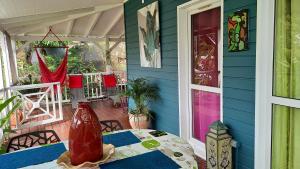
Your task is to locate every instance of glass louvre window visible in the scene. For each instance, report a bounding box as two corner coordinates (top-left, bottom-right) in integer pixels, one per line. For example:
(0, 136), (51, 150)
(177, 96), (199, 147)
(272, 0), (300, 168)
(190, 7), (221, 142)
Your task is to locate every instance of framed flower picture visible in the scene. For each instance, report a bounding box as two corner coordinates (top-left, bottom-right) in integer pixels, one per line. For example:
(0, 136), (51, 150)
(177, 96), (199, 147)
(137, 1), (161, 68)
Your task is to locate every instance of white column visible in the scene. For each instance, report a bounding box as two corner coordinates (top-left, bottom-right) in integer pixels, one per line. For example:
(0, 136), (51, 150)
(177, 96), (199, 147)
(0, 32), (5, 118)
(0, 32), (12, 88)
(11, 40), (19, 79)
(0, 31), (11, 118)
(0, 33), (4, 91)
(4, 33), (18, 84)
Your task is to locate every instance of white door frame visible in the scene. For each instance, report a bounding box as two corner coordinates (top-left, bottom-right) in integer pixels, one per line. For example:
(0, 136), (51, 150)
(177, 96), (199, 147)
(255, 0), (275, 168)
(177, 0), (223, 159)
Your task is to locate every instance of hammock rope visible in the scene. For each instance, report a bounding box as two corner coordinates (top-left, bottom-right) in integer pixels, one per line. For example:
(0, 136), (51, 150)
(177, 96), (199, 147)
(34, 27), (69, 89)
(35, 48), (68, 86)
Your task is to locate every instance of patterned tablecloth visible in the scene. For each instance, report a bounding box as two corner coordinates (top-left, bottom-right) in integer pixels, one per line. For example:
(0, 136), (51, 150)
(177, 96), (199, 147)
(21, 129), (198, 169)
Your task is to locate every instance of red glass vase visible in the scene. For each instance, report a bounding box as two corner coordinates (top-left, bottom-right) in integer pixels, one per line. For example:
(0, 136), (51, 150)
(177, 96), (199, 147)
(69, 102), (103, 165)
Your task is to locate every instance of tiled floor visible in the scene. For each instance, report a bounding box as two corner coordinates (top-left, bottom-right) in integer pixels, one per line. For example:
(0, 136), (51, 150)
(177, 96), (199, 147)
(12, 99), (131, 141)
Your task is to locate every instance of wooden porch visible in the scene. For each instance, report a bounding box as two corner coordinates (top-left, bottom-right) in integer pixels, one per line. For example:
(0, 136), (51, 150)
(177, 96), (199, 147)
(10, 99), (131, 141)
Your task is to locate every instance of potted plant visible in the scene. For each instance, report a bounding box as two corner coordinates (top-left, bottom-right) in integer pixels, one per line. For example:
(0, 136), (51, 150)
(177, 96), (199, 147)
(0, 96), (21, 154)
(122, 78), (159, 129)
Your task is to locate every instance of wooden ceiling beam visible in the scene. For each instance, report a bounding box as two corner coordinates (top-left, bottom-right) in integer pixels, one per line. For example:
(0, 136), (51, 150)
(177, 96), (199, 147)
(65, 20), (74, 36)
(11, 35), (124, 42)
(3, 16), (68, 29)
(108, 34), (125, 52)
(84, 12), (102, 37)
(0, 7), (95, 25)
(5, 4), (122, 35)
(101, 8), (123, 37)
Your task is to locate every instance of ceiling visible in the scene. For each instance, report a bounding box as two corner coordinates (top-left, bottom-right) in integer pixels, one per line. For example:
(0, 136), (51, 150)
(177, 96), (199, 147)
(0, 0), (125, 41)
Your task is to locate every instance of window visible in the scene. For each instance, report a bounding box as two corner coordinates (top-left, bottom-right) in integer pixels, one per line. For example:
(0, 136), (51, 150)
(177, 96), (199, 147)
(256, 0), (300, 168)
(271, 1), (300, 168)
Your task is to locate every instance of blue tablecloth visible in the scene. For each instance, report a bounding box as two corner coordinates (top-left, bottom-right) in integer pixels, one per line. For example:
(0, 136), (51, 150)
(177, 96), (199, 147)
(100, 150), (181, 169)
(0, 143), (66, 169)
(103, 131), (141, 147)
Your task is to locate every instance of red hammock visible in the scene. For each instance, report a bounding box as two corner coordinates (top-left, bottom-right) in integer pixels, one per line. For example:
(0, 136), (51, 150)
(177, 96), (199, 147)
(35, 48), (68, 87)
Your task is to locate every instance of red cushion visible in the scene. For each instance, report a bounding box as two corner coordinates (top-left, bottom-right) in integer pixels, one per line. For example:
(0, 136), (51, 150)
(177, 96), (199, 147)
(102, 74), (117, 88)
(69, 75), (83, 88)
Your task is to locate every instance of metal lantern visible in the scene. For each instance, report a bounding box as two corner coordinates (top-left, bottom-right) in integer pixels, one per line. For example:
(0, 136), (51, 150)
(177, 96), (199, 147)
(206, 120), (232, 169)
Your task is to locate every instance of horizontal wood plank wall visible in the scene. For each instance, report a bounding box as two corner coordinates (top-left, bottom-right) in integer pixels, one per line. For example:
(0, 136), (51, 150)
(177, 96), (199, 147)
(223, 0), (257, 169)
(124, 0), (189, 135)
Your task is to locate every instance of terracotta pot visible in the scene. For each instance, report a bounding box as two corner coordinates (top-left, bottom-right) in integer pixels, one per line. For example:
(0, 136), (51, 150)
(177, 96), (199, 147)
(69, 102), (103, 165)
(129, 114), (151, 129)
(9, 110), (23, 129)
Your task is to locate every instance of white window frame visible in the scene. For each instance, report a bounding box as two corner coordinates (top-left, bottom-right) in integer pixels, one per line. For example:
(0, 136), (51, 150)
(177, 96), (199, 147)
(177, 0), (223, 159)
(255, 0), (300, 168)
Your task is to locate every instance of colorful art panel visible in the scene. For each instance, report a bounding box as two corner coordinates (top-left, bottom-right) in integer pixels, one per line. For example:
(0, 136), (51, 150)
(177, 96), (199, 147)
(228, 9), (248, 52)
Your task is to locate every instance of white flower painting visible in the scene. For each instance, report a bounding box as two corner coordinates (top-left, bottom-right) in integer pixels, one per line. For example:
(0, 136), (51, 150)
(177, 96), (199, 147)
(137, 1), (161, 68)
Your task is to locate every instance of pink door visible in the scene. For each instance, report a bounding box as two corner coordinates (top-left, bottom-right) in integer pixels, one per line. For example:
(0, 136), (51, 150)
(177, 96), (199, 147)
(190, 7), (221, 143)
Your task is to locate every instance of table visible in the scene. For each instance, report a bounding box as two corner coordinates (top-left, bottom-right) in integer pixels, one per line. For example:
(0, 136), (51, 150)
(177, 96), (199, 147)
(3, 129), (198, 169)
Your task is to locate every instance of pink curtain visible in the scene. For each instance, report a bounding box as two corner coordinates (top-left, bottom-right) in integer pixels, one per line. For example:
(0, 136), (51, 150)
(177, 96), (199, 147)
(192, 90), (220, 142)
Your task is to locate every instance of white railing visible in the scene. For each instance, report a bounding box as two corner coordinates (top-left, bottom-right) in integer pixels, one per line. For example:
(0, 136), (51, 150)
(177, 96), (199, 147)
(61, 85), (70, 103)
(17, 71), (127, 102)
(1, 82), (63, 130)
(83, 71), (127, 99)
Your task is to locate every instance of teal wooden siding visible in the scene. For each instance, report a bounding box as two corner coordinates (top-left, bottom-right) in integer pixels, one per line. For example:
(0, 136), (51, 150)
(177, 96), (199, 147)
(223, 0), (256, 169)
(125, 0), (256, 168)
(124, 0), (189, 135)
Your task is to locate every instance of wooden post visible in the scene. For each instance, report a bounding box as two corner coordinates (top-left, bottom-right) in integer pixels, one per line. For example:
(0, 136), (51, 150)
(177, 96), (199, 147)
(10, 40), (19, 80)
(105, 37), (112, 72)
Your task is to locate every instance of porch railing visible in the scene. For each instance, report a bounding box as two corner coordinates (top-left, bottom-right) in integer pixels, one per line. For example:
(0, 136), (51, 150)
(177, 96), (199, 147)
(0, 82), (63, 130)
(18, 71), (127, 103)
(0, 71), (126, 130)
(83, 71), (126, 100)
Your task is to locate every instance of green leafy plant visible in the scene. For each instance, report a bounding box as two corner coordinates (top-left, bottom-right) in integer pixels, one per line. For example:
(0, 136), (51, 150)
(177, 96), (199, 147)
(17, 41), (98, 79)
(67, 46), (97, 74)
(40, 43), (97, 74)
(33, 40), (71, 48)
(122, 78), (159, 119)
(139, 8), (160, 64)
(18, 75), (40, 94)
(0, 96), (21, 154)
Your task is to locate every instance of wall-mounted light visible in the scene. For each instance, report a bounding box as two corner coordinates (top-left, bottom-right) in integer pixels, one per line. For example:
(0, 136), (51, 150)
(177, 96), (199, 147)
(142, 0), (144, 4)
